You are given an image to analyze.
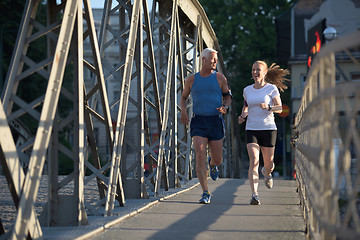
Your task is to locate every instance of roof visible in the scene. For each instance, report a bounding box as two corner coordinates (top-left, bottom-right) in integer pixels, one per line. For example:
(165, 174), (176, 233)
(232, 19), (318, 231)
(294, 0), (324, 14)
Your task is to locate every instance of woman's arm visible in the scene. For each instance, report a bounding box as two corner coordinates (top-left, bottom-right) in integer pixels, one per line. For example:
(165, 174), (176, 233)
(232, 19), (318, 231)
(269, 95), (283, 113)
(238, 100), (248, 124)
(259, 95), (282, 113)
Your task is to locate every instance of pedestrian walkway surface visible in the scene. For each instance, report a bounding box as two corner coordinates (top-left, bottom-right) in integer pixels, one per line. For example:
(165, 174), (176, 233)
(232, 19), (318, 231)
(87, 178), (305, 240)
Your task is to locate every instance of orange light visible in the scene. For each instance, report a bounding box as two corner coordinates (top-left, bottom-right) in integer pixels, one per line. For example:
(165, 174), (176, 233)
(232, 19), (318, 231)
(311, 46), (315, 54)
(315, 31), (321, 53)
(308, 31), (322, 68)
(279, 104), (290, 118)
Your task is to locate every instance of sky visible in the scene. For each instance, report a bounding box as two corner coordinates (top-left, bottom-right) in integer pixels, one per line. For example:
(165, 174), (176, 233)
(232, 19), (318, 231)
(89, 0), (152, 9)
(90, 1), (107, 9)
(56, 0), (107, 9)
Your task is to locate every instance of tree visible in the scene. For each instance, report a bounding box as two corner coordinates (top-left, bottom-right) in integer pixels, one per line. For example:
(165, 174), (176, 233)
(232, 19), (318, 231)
(0, 0), (26, 92)
(199, 0), (294, 113)
(0, 1), (75, 174)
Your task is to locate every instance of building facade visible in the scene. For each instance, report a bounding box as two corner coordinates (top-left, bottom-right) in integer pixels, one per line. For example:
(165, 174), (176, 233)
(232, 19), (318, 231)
(277, 0), (360, 121)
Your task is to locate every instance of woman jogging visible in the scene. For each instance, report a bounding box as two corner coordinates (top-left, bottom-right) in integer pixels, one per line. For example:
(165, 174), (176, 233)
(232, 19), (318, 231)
(238, 60), (289, 205)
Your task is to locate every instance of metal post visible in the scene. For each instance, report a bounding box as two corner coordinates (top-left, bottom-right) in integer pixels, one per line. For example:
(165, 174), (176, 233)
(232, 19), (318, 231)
(0, 27), (3, 93)
(282, 117), (286, 178)
(10, 0), (79, 238)
(104, 0), (142, 216)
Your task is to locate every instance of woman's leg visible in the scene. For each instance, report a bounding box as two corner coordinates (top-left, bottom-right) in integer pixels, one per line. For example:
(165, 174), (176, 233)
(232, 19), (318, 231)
(261, 146), (275, 189)
(261, 130), (277, 176)
(247, 143), (260, 194)
(261, 146), (275, 176)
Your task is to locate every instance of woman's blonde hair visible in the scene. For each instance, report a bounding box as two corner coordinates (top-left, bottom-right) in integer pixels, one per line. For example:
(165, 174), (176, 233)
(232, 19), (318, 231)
(255, 60), (290, 92)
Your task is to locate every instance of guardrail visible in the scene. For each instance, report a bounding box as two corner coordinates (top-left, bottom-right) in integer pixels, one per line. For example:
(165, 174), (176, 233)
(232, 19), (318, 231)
(293, 31), (360, 240)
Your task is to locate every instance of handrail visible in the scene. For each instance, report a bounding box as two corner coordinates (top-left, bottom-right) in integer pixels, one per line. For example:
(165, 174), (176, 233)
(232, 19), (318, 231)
(293, 31), (360, 240)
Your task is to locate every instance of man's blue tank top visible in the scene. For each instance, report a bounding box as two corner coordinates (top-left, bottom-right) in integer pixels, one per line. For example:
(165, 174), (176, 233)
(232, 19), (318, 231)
(191, 71), (222, 116)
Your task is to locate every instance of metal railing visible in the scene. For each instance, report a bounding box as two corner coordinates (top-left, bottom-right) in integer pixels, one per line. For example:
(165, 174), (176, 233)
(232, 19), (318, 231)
(293, 31), (360, 240)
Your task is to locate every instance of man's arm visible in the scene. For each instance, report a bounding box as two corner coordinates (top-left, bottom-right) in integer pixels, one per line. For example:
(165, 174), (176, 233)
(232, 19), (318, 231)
(180, 75), (194, 125)
(217, 73), (232, 113)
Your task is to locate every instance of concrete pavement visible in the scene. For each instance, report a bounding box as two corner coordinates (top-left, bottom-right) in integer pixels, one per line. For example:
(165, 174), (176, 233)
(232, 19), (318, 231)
(89, 178), (305, 240)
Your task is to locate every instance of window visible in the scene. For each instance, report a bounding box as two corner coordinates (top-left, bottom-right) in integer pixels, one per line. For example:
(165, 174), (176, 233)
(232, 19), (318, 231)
(300, 74), (307, 98)
(94, 128), (99, 144)
(113, 90), (120, 101)
(335, 73), (341, 82)
(292, 74), (307, 99)
(351, 72), (360, 81)
(307, 19), (326, 69)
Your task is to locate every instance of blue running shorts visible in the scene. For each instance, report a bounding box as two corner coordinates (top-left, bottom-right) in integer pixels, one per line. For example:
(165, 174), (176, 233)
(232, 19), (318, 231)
(190, 115), (225, 141)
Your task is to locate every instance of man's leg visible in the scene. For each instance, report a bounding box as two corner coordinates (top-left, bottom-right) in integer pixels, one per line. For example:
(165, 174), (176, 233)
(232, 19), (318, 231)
(208, 139), (223, 166)
(193, 136), (209, 192)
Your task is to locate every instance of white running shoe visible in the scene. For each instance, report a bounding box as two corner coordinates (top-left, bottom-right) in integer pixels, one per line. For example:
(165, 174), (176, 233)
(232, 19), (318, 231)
(250, 193), (260, 205)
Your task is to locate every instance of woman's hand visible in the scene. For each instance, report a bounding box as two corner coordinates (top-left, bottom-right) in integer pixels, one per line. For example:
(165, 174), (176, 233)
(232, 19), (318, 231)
(239, 104), (248, 124)
(238, 115), (246, 124)
(259, 103), (269, 110)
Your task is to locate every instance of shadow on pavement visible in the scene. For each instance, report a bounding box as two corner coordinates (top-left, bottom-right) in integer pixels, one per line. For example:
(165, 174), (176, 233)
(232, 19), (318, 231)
(147, 179), (246, 240)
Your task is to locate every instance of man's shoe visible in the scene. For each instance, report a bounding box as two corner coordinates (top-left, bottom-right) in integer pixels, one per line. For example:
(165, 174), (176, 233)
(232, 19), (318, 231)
(261, 166), (274, 189)
(208, 157), (219, 181)
(199, 191), (211, 204)
(250, 193), (260, 205)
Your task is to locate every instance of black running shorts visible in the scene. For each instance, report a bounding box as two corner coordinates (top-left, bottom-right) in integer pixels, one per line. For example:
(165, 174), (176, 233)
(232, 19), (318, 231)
(245, 130), (277, 147)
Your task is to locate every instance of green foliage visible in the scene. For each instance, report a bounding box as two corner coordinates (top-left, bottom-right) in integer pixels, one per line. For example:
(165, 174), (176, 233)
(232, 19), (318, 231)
(1, 1), (48, 136)
(58, 134), (74, 175)
(1, 1), (74, 174)
(199, 0), (294, 114)
(0, 0), (25, 91)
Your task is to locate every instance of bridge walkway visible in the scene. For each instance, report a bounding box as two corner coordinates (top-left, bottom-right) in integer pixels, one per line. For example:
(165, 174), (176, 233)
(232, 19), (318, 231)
(42, 178), (305, 239)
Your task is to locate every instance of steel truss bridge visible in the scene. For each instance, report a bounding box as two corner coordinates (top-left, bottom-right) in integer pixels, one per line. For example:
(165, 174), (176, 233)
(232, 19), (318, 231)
(0, 0), (241, 238)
